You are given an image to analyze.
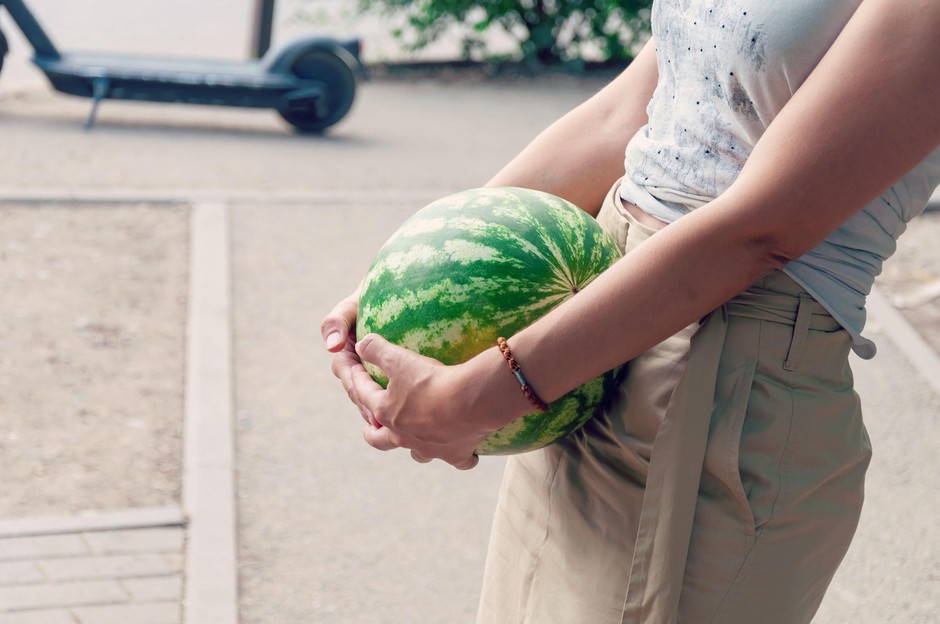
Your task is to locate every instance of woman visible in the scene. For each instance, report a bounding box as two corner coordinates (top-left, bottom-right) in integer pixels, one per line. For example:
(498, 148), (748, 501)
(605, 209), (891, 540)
(321, 1), (940, 621)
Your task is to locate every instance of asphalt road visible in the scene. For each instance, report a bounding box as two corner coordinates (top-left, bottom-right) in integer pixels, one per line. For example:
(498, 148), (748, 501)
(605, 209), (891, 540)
(0, 75), (604, 194)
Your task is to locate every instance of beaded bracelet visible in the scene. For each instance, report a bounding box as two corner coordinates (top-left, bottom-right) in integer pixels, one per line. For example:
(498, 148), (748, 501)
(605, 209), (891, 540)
(496, 337), (549, 413)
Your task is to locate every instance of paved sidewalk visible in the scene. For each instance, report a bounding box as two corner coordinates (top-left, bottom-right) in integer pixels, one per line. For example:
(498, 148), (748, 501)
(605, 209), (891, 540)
(0, 508), (184, 624)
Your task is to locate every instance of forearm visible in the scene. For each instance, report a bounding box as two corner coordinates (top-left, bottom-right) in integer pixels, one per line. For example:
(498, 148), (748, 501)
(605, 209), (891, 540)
(486, 40), (659, 216)
(502, 198), (775, 403)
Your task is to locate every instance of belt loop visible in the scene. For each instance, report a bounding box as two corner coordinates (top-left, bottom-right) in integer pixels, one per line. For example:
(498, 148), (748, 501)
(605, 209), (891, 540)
(784, 294), (813, 371)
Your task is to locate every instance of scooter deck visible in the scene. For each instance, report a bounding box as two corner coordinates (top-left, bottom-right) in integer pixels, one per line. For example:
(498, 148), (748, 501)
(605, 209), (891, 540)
(36, 52), (296, 92)
(33, 52), (312, 129)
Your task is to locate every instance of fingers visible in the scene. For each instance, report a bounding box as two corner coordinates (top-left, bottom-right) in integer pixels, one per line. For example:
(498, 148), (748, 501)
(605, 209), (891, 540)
(364, 426), (479, 471)
(321, 292), (360, 352)
(418, 449), (480, 471)
(410, 450), (432, 464)
(363, 423), (403, 451)
(450, 454), (480, 471)
(334, 349), (383, 427)
(351, 334), (404, 420)
(330, 336), (360, 382)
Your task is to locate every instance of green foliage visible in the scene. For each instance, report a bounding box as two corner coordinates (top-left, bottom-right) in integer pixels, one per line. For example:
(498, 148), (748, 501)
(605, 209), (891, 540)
(358, 0), (653, 64)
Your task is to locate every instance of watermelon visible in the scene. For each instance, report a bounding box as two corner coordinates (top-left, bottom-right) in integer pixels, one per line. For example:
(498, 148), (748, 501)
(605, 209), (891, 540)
(356, 187), (622, 455)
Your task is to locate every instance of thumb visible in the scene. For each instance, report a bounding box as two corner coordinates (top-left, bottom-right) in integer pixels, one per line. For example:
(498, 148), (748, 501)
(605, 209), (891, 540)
(356, 333), (443, 386)
(355, 333), (405, 374)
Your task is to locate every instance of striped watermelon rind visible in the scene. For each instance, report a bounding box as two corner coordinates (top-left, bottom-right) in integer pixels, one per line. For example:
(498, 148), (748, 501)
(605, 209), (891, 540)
(357, 187), (622, 455)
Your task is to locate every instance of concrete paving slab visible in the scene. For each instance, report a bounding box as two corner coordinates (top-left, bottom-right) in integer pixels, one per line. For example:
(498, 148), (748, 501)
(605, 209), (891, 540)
(0, 609), (76, 624)
(82, 529), (184, 556)
(0, 580), (129, 612)
(70, 602), (180, 624)
(0, 536), (90, 563)
(120, 577), (182, 603)
(0, 508), (184, 539)
(0, 563), (43, 587)
(37, 553), (181, 583)
(0, 521), (184, 622)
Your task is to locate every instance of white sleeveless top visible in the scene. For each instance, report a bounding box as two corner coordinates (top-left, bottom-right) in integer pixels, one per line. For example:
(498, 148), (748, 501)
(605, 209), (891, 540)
(620, 0), (940, 358)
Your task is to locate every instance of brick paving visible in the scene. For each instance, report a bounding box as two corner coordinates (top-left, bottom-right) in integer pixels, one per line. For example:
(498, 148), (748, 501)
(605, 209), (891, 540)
(0, 511), (185, 624)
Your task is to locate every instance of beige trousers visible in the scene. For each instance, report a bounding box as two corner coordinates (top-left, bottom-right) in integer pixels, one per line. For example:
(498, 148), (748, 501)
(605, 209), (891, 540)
(477, 182), (872, 624)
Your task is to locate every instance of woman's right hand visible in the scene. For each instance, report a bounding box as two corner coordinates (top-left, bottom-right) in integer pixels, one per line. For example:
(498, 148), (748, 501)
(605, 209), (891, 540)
(321, 287), (380, 428)
(320, 287), (520, 470)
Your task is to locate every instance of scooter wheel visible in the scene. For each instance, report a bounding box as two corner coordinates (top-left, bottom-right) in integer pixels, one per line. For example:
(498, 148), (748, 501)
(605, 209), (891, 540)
(279, 49), (356, 133)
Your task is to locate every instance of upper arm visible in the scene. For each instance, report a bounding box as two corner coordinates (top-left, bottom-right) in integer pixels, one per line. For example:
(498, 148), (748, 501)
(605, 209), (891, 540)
(486, 39), (659, 214)
(581, 37), (660, 135)
(718, 0), (940, 260)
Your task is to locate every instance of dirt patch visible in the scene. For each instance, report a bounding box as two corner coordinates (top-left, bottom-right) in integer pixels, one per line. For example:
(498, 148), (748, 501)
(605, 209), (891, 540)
(0, 204), (188, 517)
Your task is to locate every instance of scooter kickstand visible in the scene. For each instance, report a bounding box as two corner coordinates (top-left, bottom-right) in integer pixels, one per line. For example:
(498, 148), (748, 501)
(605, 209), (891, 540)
(85, 77), (111, 130)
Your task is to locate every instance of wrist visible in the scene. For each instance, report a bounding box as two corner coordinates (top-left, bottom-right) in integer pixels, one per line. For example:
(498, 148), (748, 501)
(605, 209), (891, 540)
(463, 343), (540, 433)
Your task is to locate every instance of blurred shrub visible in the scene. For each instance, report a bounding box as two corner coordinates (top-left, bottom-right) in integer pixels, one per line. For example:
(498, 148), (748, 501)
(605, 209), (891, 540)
(356, 0), (652, 64)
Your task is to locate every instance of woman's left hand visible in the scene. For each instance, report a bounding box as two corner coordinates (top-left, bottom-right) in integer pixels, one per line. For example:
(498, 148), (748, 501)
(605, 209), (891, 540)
(350, 333), (499, 470)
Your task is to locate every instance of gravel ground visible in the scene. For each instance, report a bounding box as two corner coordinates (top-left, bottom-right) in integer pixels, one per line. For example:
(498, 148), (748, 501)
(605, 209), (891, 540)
(0, 204), (188, 517)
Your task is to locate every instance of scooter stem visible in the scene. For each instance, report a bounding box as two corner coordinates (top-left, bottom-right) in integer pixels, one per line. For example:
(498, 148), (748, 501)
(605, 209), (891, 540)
(0, 0), (61, 59)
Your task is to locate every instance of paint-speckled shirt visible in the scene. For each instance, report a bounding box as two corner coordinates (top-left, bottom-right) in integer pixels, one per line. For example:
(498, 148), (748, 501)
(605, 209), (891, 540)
(621, 0), (940, 358)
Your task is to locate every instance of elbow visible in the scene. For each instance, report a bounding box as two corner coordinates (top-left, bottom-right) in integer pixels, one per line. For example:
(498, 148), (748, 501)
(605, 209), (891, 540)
(765, 247), (794, 272)
(753, 234), (805, 275)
